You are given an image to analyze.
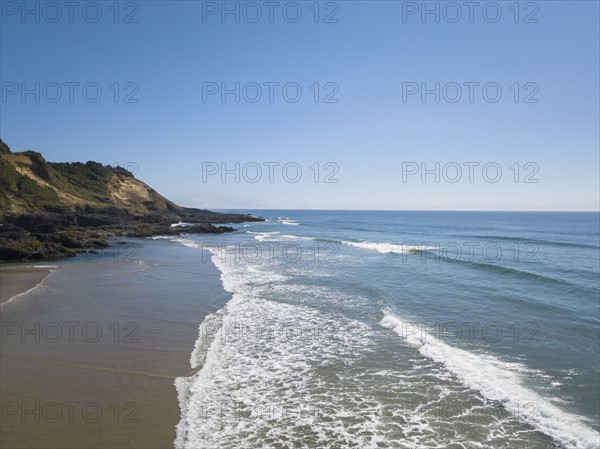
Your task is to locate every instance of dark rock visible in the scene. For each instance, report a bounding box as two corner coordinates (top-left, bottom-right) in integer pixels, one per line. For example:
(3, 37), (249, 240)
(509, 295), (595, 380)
(1, 205), (263, 262)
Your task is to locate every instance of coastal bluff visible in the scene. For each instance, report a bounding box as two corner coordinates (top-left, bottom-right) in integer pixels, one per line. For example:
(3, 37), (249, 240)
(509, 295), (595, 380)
(0, 139), (263, 261)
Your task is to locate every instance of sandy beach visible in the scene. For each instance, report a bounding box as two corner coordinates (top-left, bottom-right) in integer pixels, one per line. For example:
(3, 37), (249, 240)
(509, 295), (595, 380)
(0, 240), (229, 449)
(0, 265), (53, 305)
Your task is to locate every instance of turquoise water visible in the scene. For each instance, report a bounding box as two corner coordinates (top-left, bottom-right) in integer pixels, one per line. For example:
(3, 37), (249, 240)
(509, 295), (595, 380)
(172, 211), (599, 449)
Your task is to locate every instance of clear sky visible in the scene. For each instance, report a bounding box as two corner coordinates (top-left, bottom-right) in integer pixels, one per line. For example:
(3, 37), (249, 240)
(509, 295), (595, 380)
(1, 1), (598, 211)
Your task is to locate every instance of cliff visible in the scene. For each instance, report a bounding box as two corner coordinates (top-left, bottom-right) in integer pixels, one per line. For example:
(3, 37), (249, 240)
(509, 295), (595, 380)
(0, 139), (263, 261)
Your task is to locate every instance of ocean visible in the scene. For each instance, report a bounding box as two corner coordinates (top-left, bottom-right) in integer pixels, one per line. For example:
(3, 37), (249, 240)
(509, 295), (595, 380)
(169, 210), (600, 449)
(3, 211), (597, 448)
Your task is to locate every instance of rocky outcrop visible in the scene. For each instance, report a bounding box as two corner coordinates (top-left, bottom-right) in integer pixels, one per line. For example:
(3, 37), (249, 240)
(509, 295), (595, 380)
(0, 213), (242, 261)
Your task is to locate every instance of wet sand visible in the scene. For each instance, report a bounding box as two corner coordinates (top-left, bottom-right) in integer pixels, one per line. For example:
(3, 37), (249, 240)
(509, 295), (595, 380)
(0, 240), (229, 448)
(0, 266), (53, 304)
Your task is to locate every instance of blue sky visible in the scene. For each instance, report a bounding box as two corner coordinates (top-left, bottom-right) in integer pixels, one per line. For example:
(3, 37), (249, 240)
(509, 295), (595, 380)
(1, 1), (598, 211)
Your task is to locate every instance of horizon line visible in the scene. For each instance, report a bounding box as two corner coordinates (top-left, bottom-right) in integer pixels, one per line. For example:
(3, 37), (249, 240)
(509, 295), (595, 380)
(209, 208), (600, 213)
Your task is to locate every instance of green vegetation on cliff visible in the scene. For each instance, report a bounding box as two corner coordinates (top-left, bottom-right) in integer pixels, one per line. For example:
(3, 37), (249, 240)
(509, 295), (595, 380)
(0, 139), (181, 215)
(0, 155), (60, 212)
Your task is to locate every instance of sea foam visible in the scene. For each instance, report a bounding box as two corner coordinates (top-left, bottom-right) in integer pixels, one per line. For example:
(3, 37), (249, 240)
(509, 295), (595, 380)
(381, 312), (600, 449)
(342, 240), (433, 254)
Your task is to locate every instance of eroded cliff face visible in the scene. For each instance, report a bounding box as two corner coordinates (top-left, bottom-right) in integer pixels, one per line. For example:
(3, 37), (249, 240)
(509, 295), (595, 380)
(0, 139), (182, 216)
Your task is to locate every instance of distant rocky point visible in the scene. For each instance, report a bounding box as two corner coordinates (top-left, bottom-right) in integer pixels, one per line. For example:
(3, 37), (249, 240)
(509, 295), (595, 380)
(0, 139), (263, 261)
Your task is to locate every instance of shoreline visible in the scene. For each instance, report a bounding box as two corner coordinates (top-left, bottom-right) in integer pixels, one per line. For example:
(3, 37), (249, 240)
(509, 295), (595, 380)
(0, 265), (55, 304)
(0, 239), (231, 448)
